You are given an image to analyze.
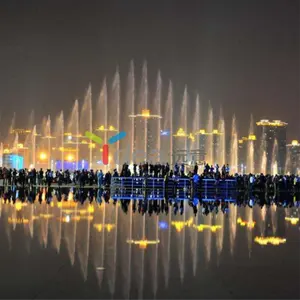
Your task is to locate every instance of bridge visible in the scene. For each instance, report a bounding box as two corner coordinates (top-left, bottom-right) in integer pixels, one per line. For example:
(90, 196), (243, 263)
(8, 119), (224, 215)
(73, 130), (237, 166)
(110, 177), (299, 201)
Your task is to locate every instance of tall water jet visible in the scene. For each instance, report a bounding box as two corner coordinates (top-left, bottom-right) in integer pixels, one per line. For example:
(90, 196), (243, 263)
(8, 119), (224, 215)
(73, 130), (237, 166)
(80, 84), (92, 168)
(218, 107), (226, 166)
(206, 103), (213, 164)
(230, 115), (238, 174)
(45, 115), (52, 169)
(0, 142), (3, 167)
(247, 115), (255, 174)
(28, 110), (35, 130)
(7, 112), (16, 146)
(272, 139), (279, 175)
(127, 61), (135, 164)
(111, 68), (121, 169)
(67, 100), (79, 169)
(54, 111), (64, 171)
(141, 62), (148, 161)
(31, 126), (36, 168)
(95, 79), (108, 169)
(154, 71), (162, 162)
(191, 95), (200, 154)
(13, 133), (19, 156)
(163, 81), (173, 165)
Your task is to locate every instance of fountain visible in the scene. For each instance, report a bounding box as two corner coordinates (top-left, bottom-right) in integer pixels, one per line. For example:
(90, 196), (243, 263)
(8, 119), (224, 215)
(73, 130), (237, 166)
(54, 111), (64, 171)
(163, 81), (173, 165)
(141, 62), (148, 161)
(206, 103), (213, 164)
(111, 69), (120, 169)
(67, 100), (79, 170)
(31, 126), (36, 168)
(80, 84), (92, 168)
(230, 115), (238, 174)
(217, 107), (226, 166)
(154, 71), (162, 162)
(95, 79), (108, 169)
(191, 94), (200, 155)
(247, 115), (255, 174)
(272, 139), (278, 175)
(127, 61), (135, 165)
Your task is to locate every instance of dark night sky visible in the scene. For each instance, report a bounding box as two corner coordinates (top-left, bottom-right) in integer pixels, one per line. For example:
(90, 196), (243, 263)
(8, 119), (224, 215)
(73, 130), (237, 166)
(0, 0), (299, 140)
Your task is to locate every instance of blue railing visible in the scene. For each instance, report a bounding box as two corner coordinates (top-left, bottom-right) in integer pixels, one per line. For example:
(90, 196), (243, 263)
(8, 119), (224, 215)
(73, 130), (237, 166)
(110, 177), (237, 201)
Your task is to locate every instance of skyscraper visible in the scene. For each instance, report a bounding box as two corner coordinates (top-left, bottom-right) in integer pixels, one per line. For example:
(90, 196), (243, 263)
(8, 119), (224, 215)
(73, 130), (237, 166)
(286, 140), (300, 175)
(256, 120), (287, 174)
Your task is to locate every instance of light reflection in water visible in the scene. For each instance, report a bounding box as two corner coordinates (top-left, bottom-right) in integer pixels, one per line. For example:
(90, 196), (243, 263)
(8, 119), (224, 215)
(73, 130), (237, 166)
(0, 197), (293, 298)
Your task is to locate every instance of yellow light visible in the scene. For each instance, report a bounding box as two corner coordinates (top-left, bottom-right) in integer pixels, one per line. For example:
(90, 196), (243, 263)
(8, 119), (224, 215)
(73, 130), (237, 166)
(39, 152), (47, 160)
(256, 119), (287, 127)
(8, 217), (29, 224)
(17, 143), (24, 149)
(109, 125), (117, 131)
(88, 205), (94, 213)
(141, 109), (150, 117)
(127, 239), (160, 249)
(213, 129), (219, 134)
(188, 133), (195, 142)
(237, 217), (256, 228)
(171, 217), (194, 232)
(88, 143), (96, 149)
(66, 154), (74, 162)
(291, 140), (299, 146)
(99, 125), (105, 131)
(15, 202), (22, 211)
(193, 224), (222, 232)
(199, 129), (206, 134)
(3, 148), (10, 154)
(173, 128), (188, 137)
(40, 214), (53, 219)
(94, 224), (103, 232)
(248, 134), (257, 141)
(81, 140), (87, 144)
(254, 236), (286, 246)
(285, 217), (299, 225)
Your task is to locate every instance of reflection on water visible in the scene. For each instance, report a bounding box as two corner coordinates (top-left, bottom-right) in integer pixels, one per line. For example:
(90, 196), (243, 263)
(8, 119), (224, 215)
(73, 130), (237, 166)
(0, 194), (299, 299)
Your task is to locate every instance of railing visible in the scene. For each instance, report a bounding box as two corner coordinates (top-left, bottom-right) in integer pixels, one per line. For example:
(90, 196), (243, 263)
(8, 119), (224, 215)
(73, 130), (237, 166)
(110, 177), (238, 201)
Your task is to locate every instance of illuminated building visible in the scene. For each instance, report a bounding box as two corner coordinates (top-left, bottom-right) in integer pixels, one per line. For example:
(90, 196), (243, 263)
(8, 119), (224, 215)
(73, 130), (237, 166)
(192, 129), (223, 163)
(238, 135), (257, 173)
(286, 140), (300, 174)
(129, 109), (162, 162)
(256, 119), (287, 174)
(2, 154), (24, 169)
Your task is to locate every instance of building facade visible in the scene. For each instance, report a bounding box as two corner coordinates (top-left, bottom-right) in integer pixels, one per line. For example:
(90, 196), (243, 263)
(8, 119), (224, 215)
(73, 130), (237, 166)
(256, 120), (287, 174)
(286, 140), (300, 175)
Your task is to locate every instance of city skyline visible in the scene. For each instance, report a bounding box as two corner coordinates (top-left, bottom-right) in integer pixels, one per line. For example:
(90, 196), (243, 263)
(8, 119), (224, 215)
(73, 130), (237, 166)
(0, 0), (299, 141)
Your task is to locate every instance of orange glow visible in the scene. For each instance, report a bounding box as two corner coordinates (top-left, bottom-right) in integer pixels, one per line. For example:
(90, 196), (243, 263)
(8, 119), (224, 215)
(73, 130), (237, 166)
(66, 154), (74, 161)
(39, 152), (47, 160)
(8, 217), (29, 224)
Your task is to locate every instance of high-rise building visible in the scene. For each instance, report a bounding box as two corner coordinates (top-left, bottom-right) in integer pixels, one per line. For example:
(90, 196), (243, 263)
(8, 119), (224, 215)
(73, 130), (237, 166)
(238, 135), (257, 173)
(256, 120), (287, 174)
(286, 140), (300, 175)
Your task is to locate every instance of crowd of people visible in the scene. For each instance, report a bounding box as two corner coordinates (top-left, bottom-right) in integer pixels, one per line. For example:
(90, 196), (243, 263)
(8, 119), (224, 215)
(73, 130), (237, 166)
(0, 162), (299, 191)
